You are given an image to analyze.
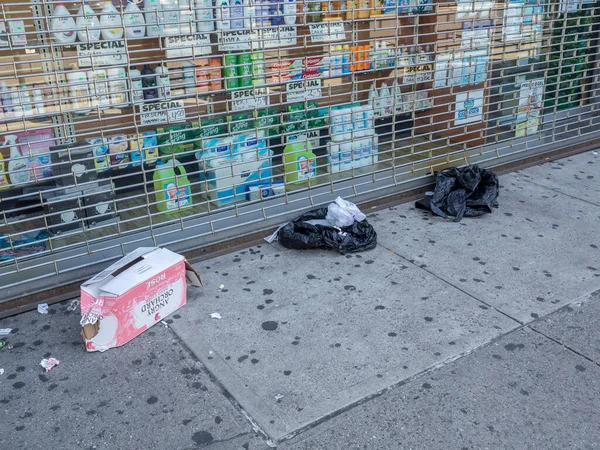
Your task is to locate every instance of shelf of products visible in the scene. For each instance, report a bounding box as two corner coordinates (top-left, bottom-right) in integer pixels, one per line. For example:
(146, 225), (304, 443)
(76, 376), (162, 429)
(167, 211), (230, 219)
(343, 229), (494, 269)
(1, 0), (599, 293)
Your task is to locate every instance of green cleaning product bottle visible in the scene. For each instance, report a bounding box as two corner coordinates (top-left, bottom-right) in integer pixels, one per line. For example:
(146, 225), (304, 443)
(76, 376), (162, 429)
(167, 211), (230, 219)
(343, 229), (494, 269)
(0, 151), (8, 189)
(283, 139), (316, 184)
(153, 159), (192, 213)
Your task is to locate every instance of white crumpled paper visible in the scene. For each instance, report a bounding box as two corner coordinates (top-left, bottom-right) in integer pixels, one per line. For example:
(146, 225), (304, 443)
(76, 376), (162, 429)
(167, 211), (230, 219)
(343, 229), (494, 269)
(40, 357), (60, 372)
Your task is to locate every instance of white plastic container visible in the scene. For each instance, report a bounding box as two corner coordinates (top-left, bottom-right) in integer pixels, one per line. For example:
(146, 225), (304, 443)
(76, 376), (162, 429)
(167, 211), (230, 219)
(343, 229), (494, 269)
(330, 108), (344, 136)
(341, 107), (353, 133)
(129, 68), (145, 104)
(178, 0), (194, 34)
(195, 0), (215, 32)
(155, 65), (171, 100)
(124, 0), (146, 38)
(339, 142), (352, 172)
(372, 132), (379, 163)
(5, 134), (32, 185)
(352, 106), (366, 132)
(380, 82), (393, 116)
(20, 83), (33, 117)
(229, 0), (245, 29)
(67, 70), (91, 113)
(107, 67), (129, 105)
(9, 84), (23, 118)
(144, 0), (162, 36)
(283, 0), (297, 25)
(363, 105), (374, 129)
(8, 20), (27, 46)
(351, 139), (363, 168)
(50, 4), (77, 44)
(33, 89), (45, 115)
(362, 130), (373, 165)
(0, 82), (13, 119)
(76, 3), (101, 43)
(161, 0), (180, 36)
(215, 0), (231, 30)
(375, 93), (383, 118)
(328, 142), (340, 173)
(100, 1), (124, 40)
(182, 62), (196, 94)
(88, 69), (110, 109)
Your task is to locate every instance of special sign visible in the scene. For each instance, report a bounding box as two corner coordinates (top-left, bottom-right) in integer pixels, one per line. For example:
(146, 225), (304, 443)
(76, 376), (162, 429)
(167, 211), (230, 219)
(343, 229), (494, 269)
(139, 100), (186, 126)
(286, 78), (322, 101)
(403, 63), (433, 83)
(229, 88), (269, 111)
(217, 29), (259, 51)
(309, 23), (346, 42)
(164, 34), (211, 58)
(77, 40), (128, 67)
(260, 26), (297, 49)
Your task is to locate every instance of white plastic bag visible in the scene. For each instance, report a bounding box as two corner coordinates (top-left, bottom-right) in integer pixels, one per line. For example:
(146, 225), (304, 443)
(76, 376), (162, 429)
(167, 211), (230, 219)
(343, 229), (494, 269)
(326, 197), (366, 227)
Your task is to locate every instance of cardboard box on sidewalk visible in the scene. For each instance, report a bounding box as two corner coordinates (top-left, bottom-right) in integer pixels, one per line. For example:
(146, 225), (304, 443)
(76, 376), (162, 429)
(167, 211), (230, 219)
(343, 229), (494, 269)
(80, 247), (202, 352)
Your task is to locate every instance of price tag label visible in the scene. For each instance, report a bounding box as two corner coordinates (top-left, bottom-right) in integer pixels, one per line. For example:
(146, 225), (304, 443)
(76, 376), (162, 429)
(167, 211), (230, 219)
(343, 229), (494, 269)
(403, 64), (433, 84)
(260, 26), (297, 49)
(77, 41), (128, 67)
(309, 23), (346, 42)
(230, 88), (268, 111)
(139, 100), (186, 126)
(218, 29), (259, 51)
(286, 78), (322, 101)
(164, 34), (212, 58)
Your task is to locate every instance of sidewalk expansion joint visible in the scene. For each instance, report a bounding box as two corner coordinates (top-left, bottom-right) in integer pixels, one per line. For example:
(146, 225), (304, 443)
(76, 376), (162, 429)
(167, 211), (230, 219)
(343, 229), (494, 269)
(518, 177), (600, 208)
(165, 326), (277, 448)
(527, 326), (600, 369)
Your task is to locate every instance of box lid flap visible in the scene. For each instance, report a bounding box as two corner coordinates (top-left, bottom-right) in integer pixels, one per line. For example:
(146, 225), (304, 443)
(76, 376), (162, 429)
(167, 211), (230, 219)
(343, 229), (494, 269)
(99, 248), (185, 296)
(185, 262), (203, 287)
(82, 247), (157, 288)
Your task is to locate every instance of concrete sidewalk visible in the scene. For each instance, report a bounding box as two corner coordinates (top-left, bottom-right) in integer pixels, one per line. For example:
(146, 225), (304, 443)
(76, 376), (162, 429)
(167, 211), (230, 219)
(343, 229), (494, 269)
(1, 150), (598, 449)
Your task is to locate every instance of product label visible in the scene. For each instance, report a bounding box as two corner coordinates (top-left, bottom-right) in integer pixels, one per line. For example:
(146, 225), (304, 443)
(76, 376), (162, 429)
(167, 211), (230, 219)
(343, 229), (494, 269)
(229, 88), (269, 111)
(217, 29), (259, 51)
(309, 23), (346, 42)
(260, 26), (297, 49)
(164, 34), (212, 58)
(454, 89), (484, 125)
(516, 78), (544, 136)
(286, 78), (322, 101)
(133, 277), (185, 328)
(297, 156), (316, 180)
(77, 41), (128, 67)
(164, 184), (191, 210)
(138, 100), (186, 126)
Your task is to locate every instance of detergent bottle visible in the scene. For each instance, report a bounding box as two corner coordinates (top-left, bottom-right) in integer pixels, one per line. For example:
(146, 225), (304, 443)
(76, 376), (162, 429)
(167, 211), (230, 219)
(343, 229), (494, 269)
(6, 134), (32, 185)
(0, 151), (8, 189)
(50, 4), (77, 44)
(283, 138), (316, 184)
(153, 158), (192, 213)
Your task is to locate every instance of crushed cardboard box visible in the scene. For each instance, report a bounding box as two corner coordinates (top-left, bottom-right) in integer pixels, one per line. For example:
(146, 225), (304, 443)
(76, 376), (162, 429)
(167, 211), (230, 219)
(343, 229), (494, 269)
(80, 247), (202, 352)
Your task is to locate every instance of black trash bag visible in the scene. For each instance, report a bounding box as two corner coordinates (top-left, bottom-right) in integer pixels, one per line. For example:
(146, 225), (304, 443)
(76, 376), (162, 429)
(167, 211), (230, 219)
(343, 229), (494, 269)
(278, 208), (377, 254)
(416, 165), (499, 221)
